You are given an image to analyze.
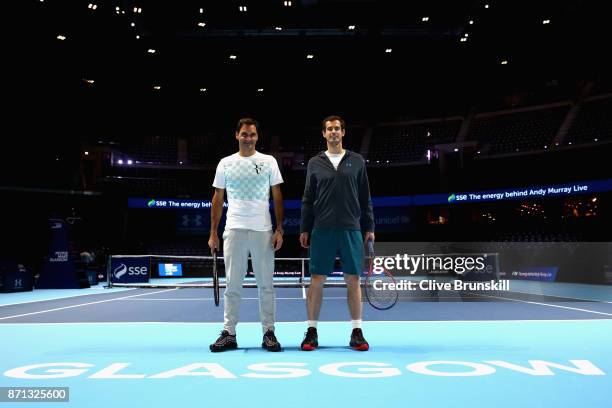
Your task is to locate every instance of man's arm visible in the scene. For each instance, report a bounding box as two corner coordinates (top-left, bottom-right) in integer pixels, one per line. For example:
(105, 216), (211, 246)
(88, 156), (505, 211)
(358, 163), (375, 243)
(208, 188), (225, 252)
(300, 161), (316, 248)
(271, 184), (284, 251)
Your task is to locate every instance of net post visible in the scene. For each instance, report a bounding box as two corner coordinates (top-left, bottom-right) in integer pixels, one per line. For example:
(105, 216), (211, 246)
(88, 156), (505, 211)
(494, 251), (501, 281)
(105, 255), (112, 288)
(300, 258), (305, 285)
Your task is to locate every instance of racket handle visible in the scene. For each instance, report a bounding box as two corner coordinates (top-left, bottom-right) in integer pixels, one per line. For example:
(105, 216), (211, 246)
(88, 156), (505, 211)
(367, 239), (374, 255)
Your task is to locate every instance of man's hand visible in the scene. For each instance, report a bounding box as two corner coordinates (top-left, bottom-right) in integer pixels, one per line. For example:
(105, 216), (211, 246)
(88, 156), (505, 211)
(363, 231), (375, 245)
(208, 232), (220, 253)
(272, 230), (283, 251)
(299, 232), (310, 248)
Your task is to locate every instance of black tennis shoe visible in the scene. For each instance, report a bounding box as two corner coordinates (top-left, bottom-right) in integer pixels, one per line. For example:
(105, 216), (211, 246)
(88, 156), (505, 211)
(262, 330), (282, 352)
(210, 330), (238, 352)
(301, 327), (319, 351)
(349, 328), (369, 351)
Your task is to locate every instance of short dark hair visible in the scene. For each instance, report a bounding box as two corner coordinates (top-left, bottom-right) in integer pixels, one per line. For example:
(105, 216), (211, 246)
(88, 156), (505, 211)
(322, 115), (345, 132)
(236, 117), (259, 133)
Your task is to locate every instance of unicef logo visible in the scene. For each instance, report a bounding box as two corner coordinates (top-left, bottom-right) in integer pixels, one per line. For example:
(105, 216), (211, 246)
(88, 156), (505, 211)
(113, 264), (128, 280)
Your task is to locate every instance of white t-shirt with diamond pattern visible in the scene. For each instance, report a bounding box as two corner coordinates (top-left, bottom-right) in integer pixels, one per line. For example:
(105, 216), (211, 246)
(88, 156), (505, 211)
(213, 151), (283, 231)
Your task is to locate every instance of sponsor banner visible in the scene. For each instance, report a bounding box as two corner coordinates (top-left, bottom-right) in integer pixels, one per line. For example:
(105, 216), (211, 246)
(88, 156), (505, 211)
(128, 179), (612, 209)
(0, 261), (33, 293)
(445, 179), (612, 205)
(158, 263), (183, 277)
(129, 198), (227, 210)
(37, 219), (79, 289)
(110, 258), (150, 283)
(504, 267), (558, 282)
(176, 211), (211, 235)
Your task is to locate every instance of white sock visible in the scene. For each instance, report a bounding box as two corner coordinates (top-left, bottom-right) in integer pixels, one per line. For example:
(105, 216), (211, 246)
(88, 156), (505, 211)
(307, 320), (318, 329)
(351, 319), (362, 329)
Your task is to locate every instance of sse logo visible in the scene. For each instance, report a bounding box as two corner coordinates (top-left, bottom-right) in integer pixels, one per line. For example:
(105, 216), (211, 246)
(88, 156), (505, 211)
(113, 264), (148, 280)
(448, 194), (468, 203)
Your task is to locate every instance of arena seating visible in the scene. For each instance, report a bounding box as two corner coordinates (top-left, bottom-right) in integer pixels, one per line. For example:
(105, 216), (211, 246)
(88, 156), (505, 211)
(367, 119), (462, 164)
(468, 104), (570, 155)
(565, 95), (612, 145)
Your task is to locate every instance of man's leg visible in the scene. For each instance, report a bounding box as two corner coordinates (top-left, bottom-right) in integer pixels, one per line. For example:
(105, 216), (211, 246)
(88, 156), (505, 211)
(249, 230), (276, 333)
(338, 229), (365, 321)
(302, 229), (335, 351)
(301, 273), (325, 351)
(222, 229), (249, 335)
(306, 274), (327, 321)
(339, 230), (369, 351)
(306, 228), (335, 322)
(344, 274), (362, 320)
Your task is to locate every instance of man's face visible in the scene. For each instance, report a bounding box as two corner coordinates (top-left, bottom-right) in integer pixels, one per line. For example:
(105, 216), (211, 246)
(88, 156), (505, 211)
(322, 120), (345, 145)
(236, 124), (258, 148)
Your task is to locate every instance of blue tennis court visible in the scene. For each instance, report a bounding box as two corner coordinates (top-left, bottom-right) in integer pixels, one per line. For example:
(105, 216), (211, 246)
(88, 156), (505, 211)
(1, 281), (611, 408)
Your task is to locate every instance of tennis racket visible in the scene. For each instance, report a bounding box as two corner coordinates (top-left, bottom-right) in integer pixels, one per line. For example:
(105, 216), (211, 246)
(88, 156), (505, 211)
(212, 249), (220, 307)
(364, 240), (398, 310)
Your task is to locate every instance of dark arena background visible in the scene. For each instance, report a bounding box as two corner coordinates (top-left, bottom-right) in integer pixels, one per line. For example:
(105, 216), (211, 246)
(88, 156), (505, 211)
(1, 1), (611, 407)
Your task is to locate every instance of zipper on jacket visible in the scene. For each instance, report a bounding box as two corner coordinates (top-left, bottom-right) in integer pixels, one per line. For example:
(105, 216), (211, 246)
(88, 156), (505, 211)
(320, 150), (350, 172)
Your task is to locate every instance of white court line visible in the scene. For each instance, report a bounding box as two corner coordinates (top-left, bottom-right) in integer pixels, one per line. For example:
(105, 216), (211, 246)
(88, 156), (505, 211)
(497, 289), (612, 304)
(0, 288), (137, 307)
(302, 286), (306, 299)
(0, 289), (178, 321)
(467, 292), (612, 316)
(119, 296), (501, 301)
(117, 297), (347, 301)
(1, 319), (611, 326)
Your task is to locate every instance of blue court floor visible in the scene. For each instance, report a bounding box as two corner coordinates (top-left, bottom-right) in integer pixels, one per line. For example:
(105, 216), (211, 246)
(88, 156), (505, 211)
(1, 281), (611, 407)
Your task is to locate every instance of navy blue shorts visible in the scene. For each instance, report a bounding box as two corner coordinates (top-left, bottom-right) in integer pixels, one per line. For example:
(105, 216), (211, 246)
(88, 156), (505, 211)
(309, 229), (364, 276)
